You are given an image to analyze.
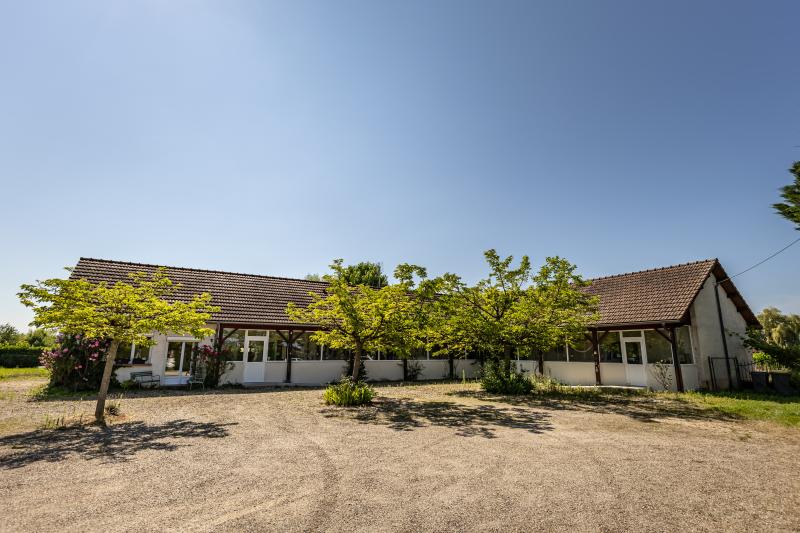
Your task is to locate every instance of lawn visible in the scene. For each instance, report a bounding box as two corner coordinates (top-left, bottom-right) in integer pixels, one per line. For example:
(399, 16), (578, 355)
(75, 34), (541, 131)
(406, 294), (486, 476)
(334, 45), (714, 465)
(0, 367), (48, 380)
(679, 390), (800, 426)
(0, 377), (798, 532)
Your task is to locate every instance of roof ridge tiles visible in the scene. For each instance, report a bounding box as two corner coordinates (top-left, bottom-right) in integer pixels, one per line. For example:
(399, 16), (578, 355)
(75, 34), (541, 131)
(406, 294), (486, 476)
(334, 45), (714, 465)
(77, 257), (330, 286)
(586, 258), (717, 282)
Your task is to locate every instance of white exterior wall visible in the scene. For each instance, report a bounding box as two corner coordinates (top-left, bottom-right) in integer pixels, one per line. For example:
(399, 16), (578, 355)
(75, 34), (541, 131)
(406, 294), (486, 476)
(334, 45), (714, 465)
(113, 277), (752, 391)
(687, 275), (751, 390)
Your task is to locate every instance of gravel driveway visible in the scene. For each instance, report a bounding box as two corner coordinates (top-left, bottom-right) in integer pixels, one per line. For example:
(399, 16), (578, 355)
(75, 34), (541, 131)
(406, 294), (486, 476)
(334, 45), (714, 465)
(1, 379), (798, 532)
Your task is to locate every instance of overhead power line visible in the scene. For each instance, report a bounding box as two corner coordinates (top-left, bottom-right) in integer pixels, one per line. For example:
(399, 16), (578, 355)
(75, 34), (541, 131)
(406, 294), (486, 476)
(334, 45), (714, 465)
(719, 235), (800, 284)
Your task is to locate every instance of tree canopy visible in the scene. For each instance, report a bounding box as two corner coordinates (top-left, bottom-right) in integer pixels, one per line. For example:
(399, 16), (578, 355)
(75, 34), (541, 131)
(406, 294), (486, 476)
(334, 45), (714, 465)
(287, 259), (421, 380)
(427, 250), (599, 374)
(774, 161), (800, 229)
(18, 269), (218, 422)
(0, 323), (21, 345)
(337, 261), (389, 288)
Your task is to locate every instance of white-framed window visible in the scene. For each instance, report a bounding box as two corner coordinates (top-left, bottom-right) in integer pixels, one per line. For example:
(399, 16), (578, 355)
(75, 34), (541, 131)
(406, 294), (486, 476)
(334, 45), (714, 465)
(165, 339), (199, 376)
(116, 340), (151, 365)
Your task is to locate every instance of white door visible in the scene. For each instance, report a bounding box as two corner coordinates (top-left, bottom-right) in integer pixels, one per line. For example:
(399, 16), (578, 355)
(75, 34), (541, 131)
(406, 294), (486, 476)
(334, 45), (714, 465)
(243, 337), (266, 383)
(622, 339), (647, 386)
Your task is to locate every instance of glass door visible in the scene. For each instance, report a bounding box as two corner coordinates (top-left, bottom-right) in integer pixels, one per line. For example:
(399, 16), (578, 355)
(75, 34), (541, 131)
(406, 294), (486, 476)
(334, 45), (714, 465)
(622, 338), (647, 386)
(243, 332), (267, 383)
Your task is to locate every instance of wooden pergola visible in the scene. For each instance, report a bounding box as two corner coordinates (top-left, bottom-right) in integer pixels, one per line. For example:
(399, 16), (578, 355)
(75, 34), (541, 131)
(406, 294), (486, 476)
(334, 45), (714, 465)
(212, 322), (322, 383)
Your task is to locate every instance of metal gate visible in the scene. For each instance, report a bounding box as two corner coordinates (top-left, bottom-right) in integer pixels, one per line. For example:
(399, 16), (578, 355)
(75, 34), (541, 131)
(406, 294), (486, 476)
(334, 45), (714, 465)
(708, 356), (742, 391)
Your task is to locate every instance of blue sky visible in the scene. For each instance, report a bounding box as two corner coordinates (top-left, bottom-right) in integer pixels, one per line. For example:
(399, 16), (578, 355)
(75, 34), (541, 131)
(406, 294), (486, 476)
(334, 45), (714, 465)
(1, 1), (799, 330)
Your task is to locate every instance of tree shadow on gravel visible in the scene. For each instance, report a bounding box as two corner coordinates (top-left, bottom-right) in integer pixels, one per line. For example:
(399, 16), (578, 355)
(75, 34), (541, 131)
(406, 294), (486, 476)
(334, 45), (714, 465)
(0, 419), (236, 469)
(446, 390), (740, 424)
(322, 398), (553, 438)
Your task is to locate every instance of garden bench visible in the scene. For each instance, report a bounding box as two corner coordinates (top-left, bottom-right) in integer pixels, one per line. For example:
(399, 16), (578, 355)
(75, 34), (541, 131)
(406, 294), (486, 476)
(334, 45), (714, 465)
(130, 371), (160, 388)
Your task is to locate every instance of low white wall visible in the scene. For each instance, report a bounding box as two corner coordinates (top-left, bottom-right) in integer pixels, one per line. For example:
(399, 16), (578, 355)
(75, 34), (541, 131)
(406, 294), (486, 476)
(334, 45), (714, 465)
(599, 363), (627, 386)
(643, 364), (698, 391)
(290, 361), (347, 384)
(365, 360), (404, 381)
(544, 362), (597, 385)
(454, 359), (479, 379)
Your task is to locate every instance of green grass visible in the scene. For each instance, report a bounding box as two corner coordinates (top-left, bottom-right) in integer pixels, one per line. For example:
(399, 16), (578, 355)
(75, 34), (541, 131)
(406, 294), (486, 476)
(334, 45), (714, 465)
(0, 367), (49, 380)
(674, 391), (800, 427)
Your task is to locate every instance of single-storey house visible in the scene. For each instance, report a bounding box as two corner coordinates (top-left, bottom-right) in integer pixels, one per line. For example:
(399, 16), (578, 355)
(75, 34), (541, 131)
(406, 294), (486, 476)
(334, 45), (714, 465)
(70, 257), (759, 391)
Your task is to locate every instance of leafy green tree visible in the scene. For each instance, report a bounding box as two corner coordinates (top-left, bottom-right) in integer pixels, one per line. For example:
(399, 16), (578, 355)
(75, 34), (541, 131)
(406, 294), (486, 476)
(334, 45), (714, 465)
(287, 259), (418, 380)
(18, 269), (217, 423)
(431, 250), (599, 378)
(338, 261), (388, 288)
(304, 274), (323, 282)
(0, 323), (21, 345)
(22, 327), (57, 347)
(758, 307), (800, 347)
(774, 161), (800, 228)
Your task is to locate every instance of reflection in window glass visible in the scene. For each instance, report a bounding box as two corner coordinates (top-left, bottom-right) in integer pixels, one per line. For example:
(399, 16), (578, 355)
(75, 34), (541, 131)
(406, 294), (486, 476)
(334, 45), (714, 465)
(292, 333), (321, 360)
(644, 330), (673, 364)
(222, 329), (245, 361)
(166, 341), (197, 375)
(246, 339), (265, 362)
(411, 347), (428, 360)
(622, 330), (642, 338)
(115, 341), (150, 364)
(131, 344), (150, 364)
(568, 340), (595, 362)
(543, 345), (567, 361)
(247, 330), (267, 337)
(676, 326), (693, 364)
(624, 341), (642, 364)
(599, 334), (622, 363)
(517, 346), (536, 360)
(116, 342), (133, 361)
(267, 332), (287, 361)
(322, 346), (350, 360)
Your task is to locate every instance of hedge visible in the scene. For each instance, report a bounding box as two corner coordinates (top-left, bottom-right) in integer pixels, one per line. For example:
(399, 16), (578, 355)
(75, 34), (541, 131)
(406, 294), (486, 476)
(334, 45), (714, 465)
(0, 345), (43, 368)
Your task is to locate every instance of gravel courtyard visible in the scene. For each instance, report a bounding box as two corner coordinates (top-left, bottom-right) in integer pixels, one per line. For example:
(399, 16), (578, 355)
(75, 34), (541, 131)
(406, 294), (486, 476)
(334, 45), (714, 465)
(1, 379), (798, 532)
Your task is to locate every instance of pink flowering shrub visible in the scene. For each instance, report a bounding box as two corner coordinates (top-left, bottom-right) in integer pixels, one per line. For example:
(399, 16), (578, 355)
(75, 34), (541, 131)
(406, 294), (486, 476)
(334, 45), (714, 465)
(40, 334), (116, 391)
(195, 344), (233, 387)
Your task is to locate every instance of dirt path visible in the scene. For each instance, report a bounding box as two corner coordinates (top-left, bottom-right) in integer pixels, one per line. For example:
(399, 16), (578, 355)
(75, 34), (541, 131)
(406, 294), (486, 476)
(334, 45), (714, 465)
(0, 381), (798, 532)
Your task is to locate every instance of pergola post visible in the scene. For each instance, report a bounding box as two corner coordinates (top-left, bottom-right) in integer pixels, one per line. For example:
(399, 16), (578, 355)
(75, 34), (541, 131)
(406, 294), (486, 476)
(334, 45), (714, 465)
(668, 326), (685, 392)
(276, 329), (306, 384)
(591, 329), (602, 386)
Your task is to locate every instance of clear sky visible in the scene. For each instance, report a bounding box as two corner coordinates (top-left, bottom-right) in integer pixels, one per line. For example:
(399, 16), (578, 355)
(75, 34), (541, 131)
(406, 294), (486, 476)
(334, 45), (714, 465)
(1, 1), (799, 330)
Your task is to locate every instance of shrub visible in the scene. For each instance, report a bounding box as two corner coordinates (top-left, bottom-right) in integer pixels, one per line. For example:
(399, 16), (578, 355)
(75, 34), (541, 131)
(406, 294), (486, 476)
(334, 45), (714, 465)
(40, 334), (116, 391)
(529, 373), (565, 394)
(198, 345), (234, 388)
(0, 345), (43, 367)
(402, 359), (423, 381)
(323, 377), (375, 406)
(480, 360), (533, 395)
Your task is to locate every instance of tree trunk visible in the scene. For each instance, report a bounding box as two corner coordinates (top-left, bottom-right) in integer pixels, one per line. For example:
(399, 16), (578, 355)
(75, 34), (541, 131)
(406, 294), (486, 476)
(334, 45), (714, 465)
(352, 344), (362, 381)
(95, 340), (119, 424)
(448, 352), (454, 380)
(402, 358), (408, 381)
(537, 350), (544, 376)
(503, 345), (513, 376)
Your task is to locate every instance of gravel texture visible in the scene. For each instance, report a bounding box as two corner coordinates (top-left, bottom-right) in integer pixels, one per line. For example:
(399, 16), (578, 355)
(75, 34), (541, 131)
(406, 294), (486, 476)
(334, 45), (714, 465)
(0, 379), (798, 532)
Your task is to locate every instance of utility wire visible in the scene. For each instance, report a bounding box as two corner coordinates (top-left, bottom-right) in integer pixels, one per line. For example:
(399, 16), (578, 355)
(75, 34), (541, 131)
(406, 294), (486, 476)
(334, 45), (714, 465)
(717, 235), (800, 285)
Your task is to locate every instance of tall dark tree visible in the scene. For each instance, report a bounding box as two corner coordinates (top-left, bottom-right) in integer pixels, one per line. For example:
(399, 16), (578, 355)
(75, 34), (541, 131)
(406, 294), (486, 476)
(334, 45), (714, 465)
(0, 323), (21, 345)
(338, 261), (389, 288)
(774, 161), (800, 228)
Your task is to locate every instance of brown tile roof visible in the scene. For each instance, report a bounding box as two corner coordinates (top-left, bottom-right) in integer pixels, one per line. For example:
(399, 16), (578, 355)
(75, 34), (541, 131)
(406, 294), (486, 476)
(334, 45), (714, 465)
(71, 257), (759, 330)
(71, 258), (328, 328)
(584, 259), (759, 328)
